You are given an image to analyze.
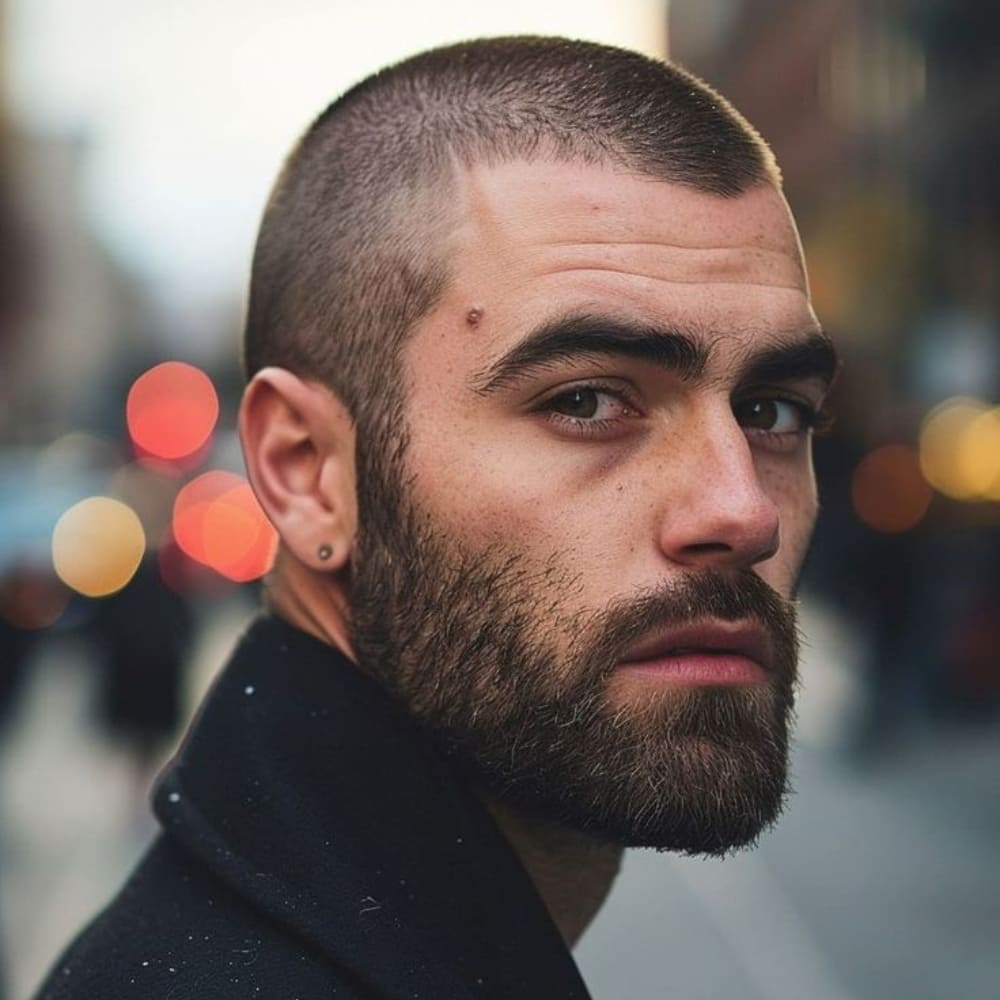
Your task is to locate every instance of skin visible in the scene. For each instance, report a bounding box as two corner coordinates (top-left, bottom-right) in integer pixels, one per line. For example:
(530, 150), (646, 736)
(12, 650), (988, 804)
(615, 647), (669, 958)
(407, 161), (820, 606)
(240, 158), (829, 947)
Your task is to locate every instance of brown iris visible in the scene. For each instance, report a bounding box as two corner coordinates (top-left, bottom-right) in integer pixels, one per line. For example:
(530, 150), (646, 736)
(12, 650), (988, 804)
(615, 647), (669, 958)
(735, 398), (781, 430)
(553, 388), (600, 418)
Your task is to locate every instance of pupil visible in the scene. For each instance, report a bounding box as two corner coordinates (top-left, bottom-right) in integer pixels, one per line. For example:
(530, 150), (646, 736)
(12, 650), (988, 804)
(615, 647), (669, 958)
(743, 399), (777, 429)
(560, 388), (598, 418)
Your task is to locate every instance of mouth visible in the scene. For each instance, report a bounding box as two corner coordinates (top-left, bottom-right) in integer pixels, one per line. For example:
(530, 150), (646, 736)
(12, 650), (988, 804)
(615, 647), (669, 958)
(615, 619), (772, 686)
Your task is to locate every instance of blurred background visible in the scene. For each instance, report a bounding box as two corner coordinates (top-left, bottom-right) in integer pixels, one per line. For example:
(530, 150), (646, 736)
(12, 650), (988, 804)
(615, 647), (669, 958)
(0, 1), (997, 998)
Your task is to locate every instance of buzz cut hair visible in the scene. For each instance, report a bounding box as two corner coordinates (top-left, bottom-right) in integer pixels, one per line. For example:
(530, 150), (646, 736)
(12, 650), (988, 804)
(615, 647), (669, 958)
(243, 35), (780, 456)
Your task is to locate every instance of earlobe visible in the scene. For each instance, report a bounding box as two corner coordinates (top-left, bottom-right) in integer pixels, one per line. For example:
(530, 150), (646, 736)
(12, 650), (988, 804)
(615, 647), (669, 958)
(239, 367), (357, 573)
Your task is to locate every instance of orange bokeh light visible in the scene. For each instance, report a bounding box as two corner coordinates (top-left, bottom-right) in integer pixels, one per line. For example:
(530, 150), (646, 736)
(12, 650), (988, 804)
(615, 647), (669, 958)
(172, 471), (277, 582)
(126, 361), (219, 461)
(851, 444), (933, 533)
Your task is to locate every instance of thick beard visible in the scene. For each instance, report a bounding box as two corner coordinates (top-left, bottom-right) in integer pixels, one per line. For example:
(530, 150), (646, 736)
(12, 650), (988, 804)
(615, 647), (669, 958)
(349, 442), (799, 856)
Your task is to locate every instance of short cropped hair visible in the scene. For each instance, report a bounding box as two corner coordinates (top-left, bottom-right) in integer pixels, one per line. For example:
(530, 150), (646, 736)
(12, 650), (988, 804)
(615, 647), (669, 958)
(243, 36), (779, 448)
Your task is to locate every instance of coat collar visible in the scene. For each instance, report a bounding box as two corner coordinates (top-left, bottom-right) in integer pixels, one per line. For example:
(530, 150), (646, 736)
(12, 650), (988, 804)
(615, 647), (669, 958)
(153, 615), (593, 1000)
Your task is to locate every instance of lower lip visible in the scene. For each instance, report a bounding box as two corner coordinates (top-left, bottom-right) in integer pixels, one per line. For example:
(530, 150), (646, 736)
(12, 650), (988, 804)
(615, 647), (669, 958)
(616, 652), (768, 685)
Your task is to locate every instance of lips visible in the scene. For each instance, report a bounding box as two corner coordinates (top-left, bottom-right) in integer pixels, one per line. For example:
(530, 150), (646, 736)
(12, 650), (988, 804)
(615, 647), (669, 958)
(617, 619), (773, 674)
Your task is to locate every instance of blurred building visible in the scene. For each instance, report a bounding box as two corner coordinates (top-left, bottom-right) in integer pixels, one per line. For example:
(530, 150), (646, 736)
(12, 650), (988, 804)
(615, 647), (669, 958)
(0, 128), (151, 442)
(1, 0), (150, 442)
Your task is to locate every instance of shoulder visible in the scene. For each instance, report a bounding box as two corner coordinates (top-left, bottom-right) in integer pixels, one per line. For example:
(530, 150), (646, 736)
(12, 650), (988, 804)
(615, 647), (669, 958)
(31, 836), (367, 1000)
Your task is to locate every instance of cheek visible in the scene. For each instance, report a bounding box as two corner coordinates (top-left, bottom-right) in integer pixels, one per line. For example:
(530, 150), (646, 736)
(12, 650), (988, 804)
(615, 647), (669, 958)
(407, 438), (640, 610)
(407, 433), (548, 544)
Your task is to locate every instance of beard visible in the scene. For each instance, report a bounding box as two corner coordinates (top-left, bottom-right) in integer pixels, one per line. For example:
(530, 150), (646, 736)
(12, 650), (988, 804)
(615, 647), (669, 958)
(349, 441), (800, 857)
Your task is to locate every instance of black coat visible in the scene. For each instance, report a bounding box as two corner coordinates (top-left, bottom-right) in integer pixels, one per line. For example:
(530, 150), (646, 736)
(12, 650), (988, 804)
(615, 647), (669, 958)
(34, 615), (593, 999)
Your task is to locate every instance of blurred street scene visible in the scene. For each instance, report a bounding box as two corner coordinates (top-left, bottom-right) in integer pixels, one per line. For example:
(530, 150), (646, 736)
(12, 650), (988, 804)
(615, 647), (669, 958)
(0, 1), (997, 998)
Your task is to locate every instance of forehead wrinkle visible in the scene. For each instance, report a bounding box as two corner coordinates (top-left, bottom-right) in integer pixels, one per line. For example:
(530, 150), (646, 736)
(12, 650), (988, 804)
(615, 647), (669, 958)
(457, 163), (802, 264)
(528, 240), (807, 290)
(453, 163), (808, 299)
(530, 264), (805, 292)
(544, 239), (793, 251)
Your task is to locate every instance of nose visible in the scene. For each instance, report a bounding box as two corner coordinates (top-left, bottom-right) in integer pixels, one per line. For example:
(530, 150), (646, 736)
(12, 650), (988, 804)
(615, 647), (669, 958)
(656, 415), (780, 571)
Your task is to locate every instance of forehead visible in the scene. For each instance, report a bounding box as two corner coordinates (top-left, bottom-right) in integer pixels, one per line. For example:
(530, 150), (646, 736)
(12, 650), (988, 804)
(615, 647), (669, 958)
(410, 159), (814, 376)
(460, 159), (803, 271)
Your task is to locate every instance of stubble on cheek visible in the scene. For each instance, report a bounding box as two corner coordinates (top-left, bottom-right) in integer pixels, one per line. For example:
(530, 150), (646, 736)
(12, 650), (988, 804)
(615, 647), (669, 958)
(350, 432), (801, 852)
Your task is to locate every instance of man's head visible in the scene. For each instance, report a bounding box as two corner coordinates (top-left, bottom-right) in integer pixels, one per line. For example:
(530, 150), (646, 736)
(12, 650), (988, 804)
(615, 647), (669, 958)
(239, 37), (835, 856)
(243, 36), (781, 448)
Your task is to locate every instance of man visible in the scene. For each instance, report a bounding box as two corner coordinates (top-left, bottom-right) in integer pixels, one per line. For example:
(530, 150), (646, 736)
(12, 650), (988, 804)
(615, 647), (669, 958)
(35, 36), (836, 999)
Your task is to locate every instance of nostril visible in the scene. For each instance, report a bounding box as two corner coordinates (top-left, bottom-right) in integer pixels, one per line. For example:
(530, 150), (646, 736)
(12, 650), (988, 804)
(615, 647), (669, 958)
(668, 519), (779, 569)
(681, 542), (732, 556)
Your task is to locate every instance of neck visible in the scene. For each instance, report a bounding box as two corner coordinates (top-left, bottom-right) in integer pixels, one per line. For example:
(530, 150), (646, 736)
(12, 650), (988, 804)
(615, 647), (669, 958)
(266, 563), (623, 944)
(480, 794), (623, 948)
(264, 552), (357, 661)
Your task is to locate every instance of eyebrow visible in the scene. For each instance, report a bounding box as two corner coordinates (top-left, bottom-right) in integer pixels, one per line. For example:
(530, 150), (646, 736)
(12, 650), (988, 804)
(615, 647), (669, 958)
(734, 333), (840, 392)
(470, 315), (707, 395)
(469, 314), (839, 396)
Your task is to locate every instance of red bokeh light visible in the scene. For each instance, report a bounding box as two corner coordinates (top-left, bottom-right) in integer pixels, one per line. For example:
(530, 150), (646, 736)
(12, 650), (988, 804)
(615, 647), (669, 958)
(126, 361), (220, 462)
(172, 471), (277, 582)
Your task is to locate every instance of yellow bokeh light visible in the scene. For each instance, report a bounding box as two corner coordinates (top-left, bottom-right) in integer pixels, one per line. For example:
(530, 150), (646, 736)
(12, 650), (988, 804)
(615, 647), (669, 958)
(52, 497), (146, 598)
(918, 397), (998, 501)
(956, 408), (1000, 500)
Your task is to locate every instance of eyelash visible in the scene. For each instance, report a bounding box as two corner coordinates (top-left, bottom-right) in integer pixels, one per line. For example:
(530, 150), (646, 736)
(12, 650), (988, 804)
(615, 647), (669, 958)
(536, 382), (831, 449)
(536, 381), (639, 439)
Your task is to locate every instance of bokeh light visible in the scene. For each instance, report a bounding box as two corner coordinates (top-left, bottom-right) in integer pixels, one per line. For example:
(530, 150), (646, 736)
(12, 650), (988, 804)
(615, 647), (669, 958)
(51, 497), (146, 597)
(126, 361), (219, 462)
(956, 407), (1000, 500)
(919, 397), (998, 501)
(0, 569), (71, 630)
(172, 471), (277, 582)
(38, 431), (121, 477)
(851, 444), (933, 533)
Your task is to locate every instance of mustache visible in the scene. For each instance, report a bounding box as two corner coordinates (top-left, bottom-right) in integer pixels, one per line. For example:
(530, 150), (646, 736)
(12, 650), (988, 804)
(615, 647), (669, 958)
(576, 570), (801, 681)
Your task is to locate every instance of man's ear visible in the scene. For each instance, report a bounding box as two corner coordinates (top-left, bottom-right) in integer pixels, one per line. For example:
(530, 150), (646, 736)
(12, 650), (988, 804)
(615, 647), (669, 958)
(239, 367), (356, 572)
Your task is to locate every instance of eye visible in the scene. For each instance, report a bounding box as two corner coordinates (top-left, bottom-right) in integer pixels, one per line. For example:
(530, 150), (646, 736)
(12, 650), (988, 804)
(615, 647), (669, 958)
(735, 398), (810, 433)
(536, 382), (640, 439)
